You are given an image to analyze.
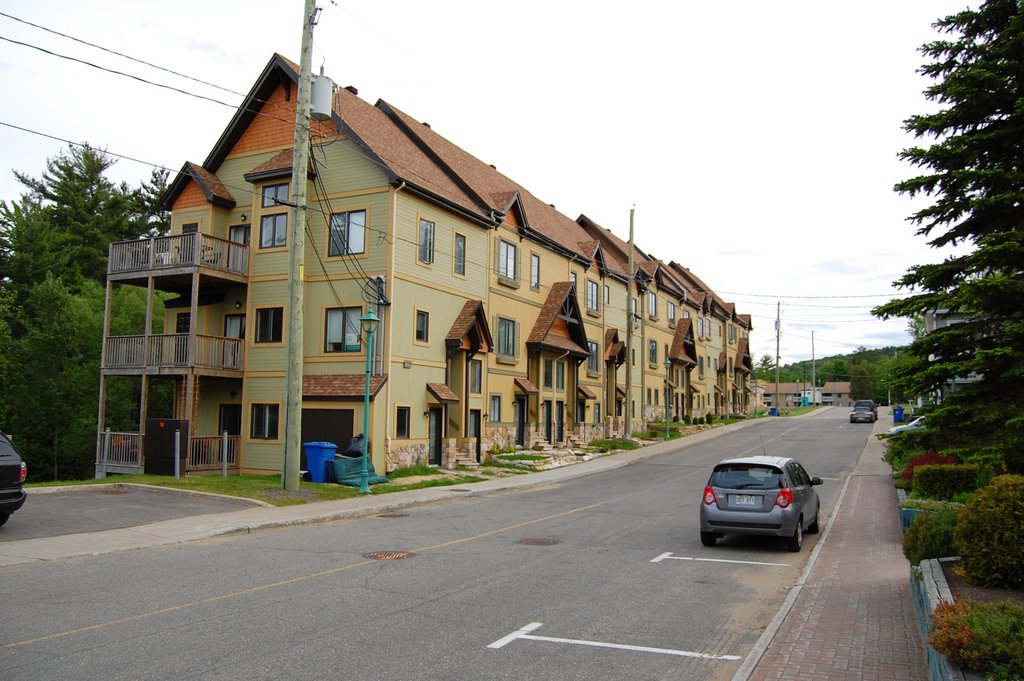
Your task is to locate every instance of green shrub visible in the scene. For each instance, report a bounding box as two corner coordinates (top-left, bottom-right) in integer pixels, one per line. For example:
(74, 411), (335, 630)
(683, 415), (692, 425)
(955, 474), (1024, 588)
(705, 413), (715, 425)
(901, 451), (957, 489)
(913, 464), (979, 500)
(930, 598), (1024, 678)
(903, 507), (960, 565)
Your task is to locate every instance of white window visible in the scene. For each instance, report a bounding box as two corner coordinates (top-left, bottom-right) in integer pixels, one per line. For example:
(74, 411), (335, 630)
(497, 317), (517, 357)
(648, 292), (657, 317)
(530, 253), (540, 288)
(418, 219), (434, 264)
(587, 341), (600, 372)
(490, 395), (502, 422)
(499, 240), (518, 280)
(325, 307), (361, 352)
(259, 214), (287, 249)
(586, 280), (600, 312)
(329, 210), (366, 256)
(668, 302), (676, 322)
(251, 403), (280, 439)
(454, 234), (466, 275)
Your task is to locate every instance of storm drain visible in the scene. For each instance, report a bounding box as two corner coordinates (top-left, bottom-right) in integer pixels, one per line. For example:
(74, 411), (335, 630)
(376, 513), (409, 519)
(515, 538), (560, 546)
(364, 551), (415, 561)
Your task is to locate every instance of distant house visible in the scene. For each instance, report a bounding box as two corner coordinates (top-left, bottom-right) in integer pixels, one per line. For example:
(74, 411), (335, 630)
(761, 382), (852, 408)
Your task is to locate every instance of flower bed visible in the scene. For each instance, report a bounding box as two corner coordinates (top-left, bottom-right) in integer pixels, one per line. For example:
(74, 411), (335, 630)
(911, 558), (986, 681)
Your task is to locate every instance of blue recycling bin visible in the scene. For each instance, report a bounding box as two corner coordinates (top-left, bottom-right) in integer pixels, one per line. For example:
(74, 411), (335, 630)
(303, 441), (337, 483)
(893, 406), (904, 423)
(769, 407), (779, 416)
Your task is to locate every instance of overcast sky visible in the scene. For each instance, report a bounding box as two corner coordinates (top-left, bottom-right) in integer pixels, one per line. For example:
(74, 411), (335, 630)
(0, 1), (973, 368)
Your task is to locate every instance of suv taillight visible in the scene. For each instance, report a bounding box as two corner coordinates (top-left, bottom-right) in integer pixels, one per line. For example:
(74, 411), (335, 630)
(775, 488), (793, 508)
(703, 486), (717, 505)
(19, 461), (27, 483)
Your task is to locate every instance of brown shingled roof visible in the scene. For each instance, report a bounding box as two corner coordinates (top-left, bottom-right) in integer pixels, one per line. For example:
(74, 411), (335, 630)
(184, 162), (236, 208)
(427, 383), (459, 403)
(304, 374), (387, 400)
(669, 317), (697, 365)
(445, 300), (493, 352)
(527, 282), (589, 357)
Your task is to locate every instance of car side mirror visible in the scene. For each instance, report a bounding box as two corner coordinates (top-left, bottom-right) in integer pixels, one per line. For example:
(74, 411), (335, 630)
(811, 477), (823, 486)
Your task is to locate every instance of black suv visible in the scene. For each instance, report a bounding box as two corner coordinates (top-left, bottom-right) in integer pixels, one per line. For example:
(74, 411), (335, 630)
(0, 431), (27, 527)
(853, 399), (878, 422)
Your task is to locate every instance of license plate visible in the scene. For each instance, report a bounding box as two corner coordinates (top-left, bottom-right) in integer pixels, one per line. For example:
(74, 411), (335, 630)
(732, 494), (759, 507)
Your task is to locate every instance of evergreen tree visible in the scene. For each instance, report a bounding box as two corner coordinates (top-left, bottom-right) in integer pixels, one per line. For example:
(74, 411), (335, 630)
(875, 0), (1024, 471)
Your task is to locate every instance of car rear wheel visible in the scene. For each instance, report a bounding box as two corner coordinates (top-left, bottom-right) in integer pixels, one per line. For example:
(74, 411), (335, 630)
(807, 502), (820, 534)
(700, 531), (718, 547)
(786, 519), (803, 552)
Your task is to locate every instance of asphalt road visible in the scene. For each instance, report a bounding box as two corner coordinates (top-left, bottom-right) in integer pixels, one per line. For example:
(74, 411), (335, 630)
(1, 409), (872, 681)
(0, 485), (260, 542)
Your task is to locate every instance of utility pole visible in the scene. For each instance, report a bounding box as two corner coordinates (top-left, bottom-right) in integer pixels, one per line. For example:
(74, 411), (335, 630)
(624, 206), (634, 437)
(774, 301), (781, 414)
(811, 330), (817, 405)
(282, 0), (317, 491)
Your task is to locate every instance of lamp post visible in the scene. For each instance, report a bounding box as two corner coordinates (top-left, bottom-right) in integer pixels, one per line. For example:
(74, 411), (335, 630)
(664, 357), (672, 440)
(359, 308), (379, 494)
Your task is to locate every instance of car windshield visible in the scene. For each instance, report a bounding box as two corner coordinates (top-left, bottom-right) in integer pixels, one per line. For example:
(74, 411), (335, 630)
(711, 464), (784, 490)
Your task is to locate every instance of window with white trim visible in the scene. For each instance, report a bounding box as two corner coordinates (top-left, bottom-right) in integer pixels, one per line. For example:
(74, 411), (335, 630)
(418, 219), (435, 264)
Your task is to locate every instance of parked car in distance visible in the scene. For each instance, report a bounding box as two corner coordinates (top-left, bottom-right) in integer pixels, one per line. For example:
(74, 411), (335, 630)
(0, 431), (27, 527)
(887, 416), (926, 435)
(849, 405), (876, 423)
(699, 455), (823, 552)
(853, 399), (878, 421)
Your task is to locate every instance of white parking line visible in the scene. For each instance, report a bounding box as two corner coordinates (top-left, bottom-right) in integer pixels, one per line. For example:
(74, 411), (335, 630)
(651, 552), (790, 567)
(488, 622), (740, 661)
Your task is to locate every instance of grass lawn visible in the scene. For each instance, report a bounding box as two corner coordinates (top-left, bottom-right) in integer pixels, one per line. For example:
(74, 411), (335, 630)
(28, 465), (486, 507)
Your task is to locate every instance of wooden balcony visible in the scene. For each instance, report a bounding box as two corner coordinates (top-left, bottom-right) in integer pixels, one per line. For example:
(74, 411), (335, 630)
(103, 333), (244, 376)
(108, 233), (249, 284)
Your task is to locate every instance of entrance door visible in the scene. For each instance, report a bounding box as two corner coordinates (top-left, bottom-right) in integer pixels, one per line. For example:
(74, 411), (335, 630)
(428, 407), (443, 465)
(218, 404), (242, 436)
(469, 409), (482, 462)
(515, 396), (527, 447)
(543, 400), (552, 443)
(555, 401), (564, 443)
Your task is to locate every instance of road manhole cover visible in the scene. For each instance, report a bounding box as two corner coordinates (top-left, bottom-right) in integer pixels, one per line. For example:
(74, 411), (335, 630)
(364, 551), (415, 561)
(515, 538), (560, 546)
(376, 513), (409, 519)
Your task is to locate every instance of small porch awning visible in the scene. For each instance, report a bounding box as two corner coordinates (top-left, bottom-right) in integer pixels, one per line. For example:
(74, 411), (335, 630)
(515, 377), (540, 395)
(304, 374), (388, 400)
(616, 384), (627, 398)
(714, 384), (724, 394)
(688, 384), (700, 394)
(665, 380), (678, 390)
(427, 382), (459, 404)
(577, 385), (597, 400)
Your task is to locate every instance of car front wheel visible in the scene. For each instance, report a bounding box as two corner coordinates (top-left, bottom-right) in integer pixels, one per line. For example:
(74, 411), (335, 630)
(700, 531), (718, 547)
(786, 519), (803, 552)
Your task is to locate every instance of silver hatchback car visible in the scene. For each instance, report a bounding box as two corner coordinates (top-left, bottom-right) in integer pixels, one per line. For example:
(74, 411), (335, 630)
(699, 455), (823, 552)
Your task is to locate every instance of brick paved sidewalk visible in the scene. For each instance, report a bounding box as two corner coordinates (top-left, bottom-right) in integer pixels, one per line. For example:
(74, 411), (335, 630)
(740, 454), (928, 680)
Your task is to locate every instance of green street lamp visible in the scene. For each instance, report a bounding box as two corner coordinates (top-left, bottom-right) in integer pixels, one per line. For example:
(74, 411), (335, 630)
(359, 308), (379, 495)
(664, 357), (672, 440)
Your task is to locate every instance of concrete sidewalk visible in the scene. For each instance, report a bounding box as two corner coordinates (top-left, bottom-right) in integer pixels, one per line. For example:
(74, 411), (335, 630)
(734, 416), (928, 681)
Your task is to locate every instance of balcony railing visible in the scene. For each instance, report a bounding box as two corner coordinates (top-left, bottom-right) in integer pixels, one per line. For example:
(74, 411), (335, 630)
(95, 431), (239, 473)
(109, 233), (248, 276)
(104, 334), (244, 371)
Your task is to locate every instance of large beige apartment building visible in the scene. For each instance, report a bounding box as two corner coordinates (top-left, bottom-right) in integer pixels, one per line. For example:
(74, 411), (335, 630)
(96, 55), (752, 477)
